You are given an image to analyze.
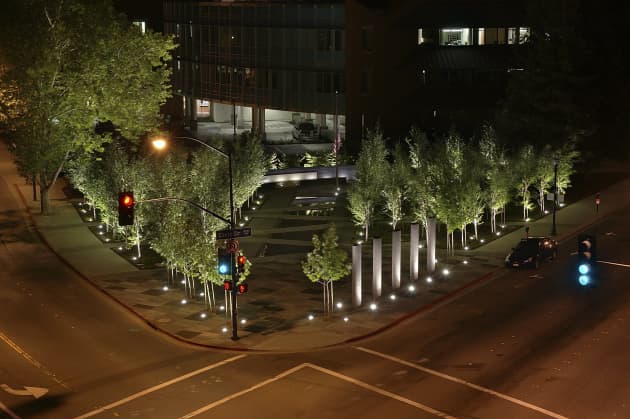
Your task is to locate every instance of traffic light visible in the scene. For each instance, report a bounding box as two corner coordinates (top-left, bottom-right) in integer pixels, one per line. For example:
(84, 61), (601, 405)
(218, 250), (232, 276)
(577, 234), (597, 286)
(237, 282), (248, 294)
(118, 192), (135, 226)
(236, 254), (247, 274)
(223, 280), (232, 291)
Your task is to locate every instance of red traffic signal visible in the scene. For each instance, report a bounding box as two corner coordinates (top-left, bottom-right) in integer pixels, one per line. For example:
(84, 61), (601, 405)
(236, 254), (247, 273)
(237, 282), (248, 294)
(118, 192), (135, 226)
(223, 280), (232, 291)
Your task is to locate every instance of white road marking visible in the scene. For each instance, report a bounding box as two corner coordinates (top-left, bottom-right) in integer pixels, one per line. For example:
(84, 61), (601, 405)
(180, 363), (455, 419)
(305, 363), (457, 419)
(0, 331), (68, 388)
(356, 346), (568, 419)
(0, 401), (20, 419)
(598, 260), (630, 268)
(1, 384), (48, 399)
(179, 363), (308, 419)
(75, 354), (246, 419)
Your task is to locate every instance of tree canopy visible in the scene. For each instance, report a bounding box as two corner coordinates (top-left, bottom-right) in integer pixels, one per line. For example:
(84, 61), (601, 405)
(0, 0), (175, 213)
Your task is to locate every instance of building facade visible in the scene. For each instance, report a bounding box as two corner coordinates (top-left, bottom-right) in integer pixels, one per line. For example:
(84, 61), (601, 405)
(164, 0), (527, 152)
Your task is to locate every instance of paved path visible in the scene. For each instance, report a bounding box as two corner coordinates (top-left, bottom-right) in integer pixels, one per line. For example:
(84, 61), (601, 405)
(2, 141), (629, 352)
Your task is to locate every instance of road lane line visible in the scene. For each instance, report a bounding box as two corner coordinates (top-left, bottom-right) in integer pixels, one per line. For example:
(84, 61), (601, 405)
(304, 363), (457, 418)
(75, 354), (246, 419)
(0, 401), (21, 419)
(356, 346), (568, 419)
(181, 362), (455, 419)
(598, 260), (630, 268)
(0, 331), (68, 389)
(180, 363), (309, 418)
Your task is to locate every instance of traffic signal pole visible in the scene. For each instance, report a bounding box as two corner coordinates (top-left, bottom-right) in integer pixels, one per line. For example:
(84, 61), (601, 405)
(150, 135), (240, 339)
(228, 152), (239, 341)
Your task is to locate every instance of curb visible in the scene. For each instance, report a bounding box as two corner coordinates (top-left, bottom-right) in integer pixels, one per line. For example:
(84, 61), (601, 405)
(14, 183), (615, 354)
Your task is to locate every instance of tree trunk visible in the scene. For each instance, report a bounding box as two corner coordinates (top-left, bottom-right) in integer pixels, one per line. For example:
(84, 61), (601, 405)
(330, 281), (334, 314)
(135, 223), (141, 258)
(40, 185), (51, 215)
(322, 281), (327, 313)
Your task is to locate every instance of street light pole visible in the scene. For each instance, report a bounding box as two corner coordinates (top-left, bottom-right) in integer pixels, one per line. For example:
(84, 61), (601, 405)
(152, 135), (239, 340)
(551, 158), (558, 236)
(334, 90), (339, 192)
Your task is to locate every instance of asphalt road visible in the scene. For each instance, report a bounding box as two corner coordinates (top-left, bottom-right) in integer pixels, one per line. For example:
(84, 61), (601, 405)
(2, 168), (630, 419)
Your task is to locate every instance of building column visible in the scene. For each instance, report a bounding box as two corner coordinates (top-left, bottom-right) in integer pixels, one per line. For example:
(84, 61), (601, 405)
(352, 244), (362, 307)
(258, 107), (266, 135)
(372, 237), (382, 299)
(427, 218), (437, 274)
(410, 223), (419, 281)
(251, 106), (259, 133)
(392, 230), (401, 290)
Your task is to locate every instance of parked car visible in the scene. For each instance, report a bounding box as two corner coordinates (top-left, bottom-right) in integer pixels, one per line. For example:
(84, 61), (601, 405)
(292, 120), (318, 141)
(505, 236), (558, 269)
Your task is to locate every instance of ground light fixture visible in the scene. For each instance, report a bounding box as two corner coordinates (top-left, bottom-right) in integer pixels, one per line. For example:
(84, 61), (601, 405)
(308, 314), (315, 320)
(219, 305), (225, 311)
(240, 319), (247, 324)
(369, 303), (378, 311)
(162, 286), (168, 291)
(200, 313), (207, 319)
(464, 246), (469, 250)
(408, 284), (416, 292)
(389, 294), (396, 301)
(221, 326), (228, 333)
(343, 316), (349, 322)
(181, 299), (187, 305)
(426, 276), (433, 284)
(442, 269), (450, 276)
(336, 302), (343, 309)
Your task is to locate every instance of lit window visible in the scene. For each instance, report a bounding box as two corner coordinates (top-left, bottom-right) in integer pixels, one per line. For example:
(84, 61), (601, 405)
(418, 28), (424, 44)
(132, 21), (146, 34)
(519, 27), (530, 43)
(439, 28), (471, 46)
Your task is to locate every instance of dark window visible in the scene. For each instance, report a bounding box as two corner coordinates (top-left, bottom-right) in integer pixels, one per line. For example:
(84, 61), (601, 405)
(316, 72), (331, 93)
(334, 30), (343, 51)
(360, 69), (371, 95)
(333, 73), (343, 93)
(271, 71), (280, 90)
(361, 27), (373, 51)
(317, 30), (332, 51)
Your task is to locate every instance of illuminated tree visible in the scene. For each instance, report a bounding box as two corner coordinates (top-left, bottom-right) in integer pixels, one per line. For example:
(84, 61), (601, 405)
(302, 224), (351, 314)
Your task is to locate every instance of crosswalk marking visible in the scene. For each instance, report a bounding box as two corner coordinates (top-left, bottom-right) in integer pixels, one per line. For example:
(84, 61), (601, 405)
(356, 346), (568, 419)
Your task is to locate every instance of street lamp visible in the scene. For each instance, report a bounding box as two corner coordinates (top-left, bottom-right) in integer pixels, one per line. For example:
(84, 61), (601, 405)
(551, 157), (558, 236)
(334, 90), (339, 192)
(151, 135), (240, 340)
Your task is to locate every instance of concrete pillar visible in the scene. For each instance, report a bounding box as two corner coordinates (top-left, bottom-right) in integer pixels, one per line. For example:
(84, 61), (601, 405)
(392, 230), (401, 289)
(237, 105), (244, 129)
(258, 107), (266, 135)
(372, 237), (382, 299)
(410, 223), (419, 281)
(427, 217), (437, 273)
(252, 107), (259, 133)
(352, 244), (362, 307)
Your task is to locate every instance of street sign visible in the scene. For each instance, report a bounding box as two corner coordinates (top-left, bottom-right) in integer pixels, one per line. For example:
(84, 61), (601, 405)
(225, 239), (239, 254)
(216, 227), (252, 240)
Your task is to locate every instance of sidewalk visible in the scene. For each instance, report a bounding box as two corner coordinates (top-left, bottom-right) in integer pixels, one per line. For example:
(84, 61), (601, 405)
(3, 143), (630, 352)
